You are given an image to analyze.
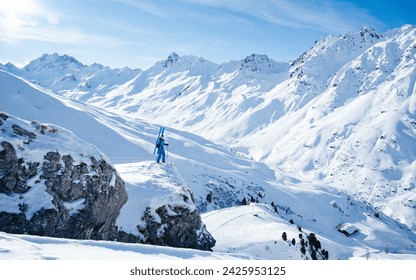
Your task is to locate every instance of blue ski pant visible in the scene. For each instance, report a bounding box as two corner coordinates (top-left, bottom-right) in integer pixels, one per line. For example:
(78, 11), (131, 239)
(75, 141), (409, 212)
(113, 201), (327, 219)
(157, 148), (165, 163)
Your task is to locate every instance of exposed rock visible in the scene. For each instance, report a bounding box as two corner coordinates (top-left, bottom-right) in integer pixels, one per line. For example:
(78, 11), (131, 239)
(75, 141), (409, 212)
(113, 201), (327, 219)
(0, 142), (128, 240)
(0, 112), (8, 126)
(0, 112), (8, 120)
(0, 141), (33, 194)
(12, 124), (36, 139)
(0, 114), (128, 241)
(138, 201), (216, 251)
(117, 201), (216, 251)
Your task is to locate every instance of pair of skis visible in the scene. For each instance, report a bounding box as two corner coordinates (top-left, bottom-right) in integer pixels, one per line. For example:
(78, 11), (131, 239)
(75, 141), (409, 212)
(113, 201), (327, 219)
(153, 126), (165, 155)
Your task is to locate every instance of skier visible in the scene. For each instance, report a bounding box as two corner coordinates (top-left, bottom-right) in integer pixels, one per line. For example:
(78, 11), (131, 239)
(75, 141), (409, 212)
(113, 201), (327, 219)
(156, 134), (169, 163)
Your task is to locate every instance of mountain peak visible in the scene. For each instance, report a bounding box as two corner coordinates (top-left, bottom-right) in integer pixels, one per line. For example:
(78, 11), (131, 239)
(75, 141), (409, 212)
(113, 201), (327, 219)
(400, 24), (416, 32)
(39, 53), (82, 64)
(360, 25), (382, 39)
(3, 62), (18, 71)
(163, 52), (181, 68)
(242, 53), (270, 63)
(25, 53), (84, 72)
(240, 53), (281, 72)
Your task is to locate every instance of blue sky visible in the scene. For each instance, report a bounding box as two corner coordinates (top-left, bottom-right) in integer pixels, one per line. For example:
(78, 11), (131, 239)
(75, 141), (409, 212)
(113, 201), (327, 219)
(0, 0), (415, 69)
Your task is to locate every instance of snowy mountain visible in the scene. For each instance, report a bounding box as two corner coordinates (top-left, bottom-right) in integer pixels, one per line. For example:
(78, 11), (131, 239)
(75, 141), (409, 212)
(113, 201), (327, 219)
(2, 51), (290, 141)
(1, 25), (416, 260)
(248, 24), (416, 229)
(3, 53), (141, 102)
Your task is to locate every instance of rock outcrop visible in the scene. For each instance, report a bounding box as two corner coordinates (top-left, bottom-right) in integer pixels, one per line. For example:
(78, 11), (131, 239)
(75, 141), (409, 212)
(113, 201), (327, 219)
(0, 112), (128, 240)
(137, 194), (215, 250)
(115, 162), (216, 251)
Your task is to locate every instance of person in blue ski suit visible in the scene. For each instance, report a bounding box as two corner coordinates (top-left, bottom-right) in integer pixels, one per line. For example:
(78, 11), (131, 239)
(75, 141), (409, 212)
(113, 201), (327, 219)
(156, 135), (169, 163)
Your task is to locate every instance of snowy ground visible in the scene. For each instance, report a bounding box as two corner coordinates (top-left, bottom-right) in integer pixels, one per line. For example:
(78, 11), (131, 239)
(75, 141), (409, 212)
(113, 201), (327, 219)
(0, 231), (247, 260)
(203, 204), (416, 260)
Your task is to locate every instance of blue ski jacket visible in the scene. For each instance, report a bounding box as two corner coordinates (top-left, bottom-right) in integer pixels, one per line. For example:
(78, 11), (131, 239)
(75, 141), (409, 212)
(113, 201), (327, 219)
(156, 137), (168, 151)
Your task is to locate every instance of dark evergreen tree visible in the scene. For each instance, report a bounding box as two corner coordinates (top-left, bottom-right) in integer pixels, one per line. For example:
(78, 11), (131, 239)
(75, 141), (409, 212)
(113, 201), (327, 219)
(311, 250), (317, 260)
(291, 238), (296, 245)
(321, 249), (329, 260)
(307, 233), (322, 253)
(307, 232), (317, 243)
(242, 197), (247, 205)
(282, 232), (287, 241)
(300, 246), (306, 255)
(314, 240), (321, 251)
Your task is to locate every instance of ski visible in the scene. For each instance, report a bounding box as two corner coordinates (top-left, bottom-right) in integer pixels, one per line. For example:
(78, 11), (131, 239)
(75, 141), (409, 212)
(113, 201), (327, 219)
(153, 126), (165, 155)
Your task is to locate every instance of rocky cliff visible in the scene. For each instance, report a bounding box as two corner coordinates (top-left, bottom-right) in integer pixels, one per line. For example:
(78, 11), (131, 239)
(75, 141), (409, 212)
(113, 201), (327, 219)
(0, 112), (128, 240)
(115, 161), (216, 251)
(137, 192), (215, 250)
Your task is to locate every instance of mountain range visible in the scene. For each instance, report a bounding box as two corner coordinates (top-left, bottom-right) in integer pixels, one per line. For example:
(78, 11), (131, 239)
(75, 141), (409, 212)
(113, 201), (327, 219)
(1, 24), (416, 259)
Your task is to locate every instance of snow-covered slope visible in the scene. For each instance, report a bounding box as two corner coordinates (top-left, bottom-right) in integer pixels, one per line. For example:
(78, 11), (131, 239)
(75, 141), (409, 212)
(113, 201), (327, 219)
(0, 70), (149, 160)
(203, 203), (416, 260)
(92, 52), (290, 142)
(0, 231), (246, 260)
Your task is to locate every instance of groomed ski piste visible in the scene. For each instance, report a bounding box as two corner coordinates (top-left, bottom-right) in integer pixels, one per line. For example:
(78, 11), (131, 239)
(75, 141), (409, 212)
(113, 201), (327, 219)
(1, 69), (416, 260)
